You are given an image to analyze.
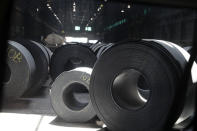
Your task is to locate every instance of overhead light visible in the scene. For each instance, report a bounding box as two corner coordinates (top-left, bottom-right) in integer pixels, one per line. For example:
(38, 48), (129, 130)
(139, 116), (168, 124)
(36, 8), (39, 12)
(87, 27), (92, 31)
(85, 27), (92, 31)
(48, 6), (52, 9)
(128, 5), (131, 8)
(91, 18), (93, 21)
(75, 26), (80, 31)
(104, 0), (107, 2)
(89, 40), (98, 44)
(73, 3), (76, 12)
(121, 10), (125, 13)
(65, 36), (88, 43)
(101, 4), (103, 7)
(47, 3), (50, 7)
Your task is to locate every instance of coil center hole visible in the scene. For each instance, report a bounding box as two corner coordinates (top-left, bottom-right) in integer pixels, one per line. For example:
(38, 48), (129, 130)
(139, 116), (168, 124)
(63, 82), (90, 111)
(112, 69), (150, 110)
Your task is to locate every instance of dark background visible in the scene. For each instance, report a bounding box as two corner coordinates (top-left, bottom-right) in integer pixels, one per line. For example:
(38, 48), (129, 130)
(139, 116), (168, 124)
(7, 0), (197, 46)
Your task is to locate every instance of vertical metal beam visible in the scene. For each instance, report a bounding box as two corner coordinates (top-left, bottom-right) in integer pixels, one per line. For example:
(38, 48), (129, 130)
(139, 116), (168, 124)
(0, 0), (13, 110)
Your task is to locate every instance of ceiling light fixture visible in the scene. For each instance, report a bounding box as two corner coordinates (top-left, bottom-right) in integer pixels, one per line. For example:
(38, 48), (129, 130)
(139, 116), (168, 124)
(73, 2), (76, 12)
(128, 5), (131, 8)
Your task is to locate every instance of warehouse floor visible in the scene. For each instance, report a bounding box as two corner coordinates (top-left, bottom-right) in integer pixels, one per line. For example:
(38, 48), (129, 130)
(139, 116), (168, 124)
(0, 86), (193, 131)
(0, 86), (103, 131)
(0, 113), (102, 131)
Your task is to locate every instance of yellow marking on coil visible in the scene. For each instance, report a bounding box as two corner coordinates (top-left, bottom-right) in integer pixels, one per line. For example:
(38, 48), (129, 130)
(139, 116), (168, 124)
(7, 48), (23, 63)
(80, 73), (90, 85)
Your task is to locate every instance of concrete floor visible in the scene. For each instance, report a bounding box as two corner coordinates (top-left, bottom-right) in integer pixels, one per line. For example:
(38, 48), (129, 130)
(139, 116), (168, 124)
(0, 86), (103, 131)
(0, 113), (102, 131)
(0, 86), (193, 131)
